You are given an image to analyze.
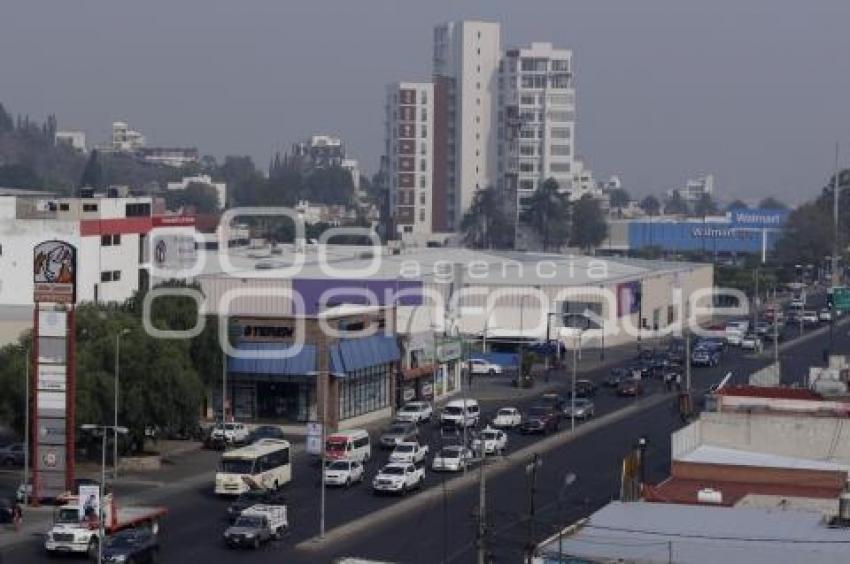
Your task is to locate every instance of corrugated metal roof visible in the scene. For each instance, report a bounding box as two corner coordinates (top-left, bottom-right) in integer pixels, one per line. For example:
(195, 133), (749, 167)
(333, 335), (400, 374)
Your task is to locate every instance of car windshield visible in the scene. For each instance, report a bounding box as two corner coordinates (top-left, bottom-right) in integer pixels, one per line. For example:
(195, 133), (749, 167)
(573, 400), (589, 407)
(220, 459), (254, 474)
(443, 406), (463, 415)
(236, 490), (266, 503)
(399, 405), (417, 413)
(482, 431), (498, 440)
(528, 407), (549, 417)
(327, 461), (350, 471)
(235, 515), (264, 528)
(497, 409), (514, 416)
(56, 508), (80, 523)
(395, 444), (415, 452)
(439, 448), (462, 458)
(326, 440), (346, 452)
(224, 424), (236, 431)
(382, 466), (405, 475)
(387, 425), (408, 434)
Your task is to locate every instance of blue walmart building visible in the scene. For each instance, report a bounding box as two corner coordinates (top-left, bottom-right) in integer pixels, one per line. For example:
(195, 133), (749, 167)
(606, 209), (789, 256)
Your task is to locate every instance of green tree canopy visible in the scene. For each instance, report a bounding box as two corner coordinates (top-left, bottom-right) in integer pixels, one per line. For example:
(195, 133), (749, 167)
(639, 195), (661, 216)
(166, 181), (220, 213)
(570, 194), (608, 253)
(726, 199), (749, 211)
(608, 188), (631, 209)
(693, 193), (719, 217)
(664, 191), (689, 215)
(522, 178), (571, 251)
(461, 187), (514, 249)
(758, 196), (787, 210)
(0, 163), (42, 189)
(79, 149), (103, 189)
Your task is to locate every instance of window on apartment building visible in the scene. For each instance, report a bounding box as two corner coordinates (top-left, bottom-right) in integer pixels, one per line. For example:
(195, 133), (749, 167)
(551, 144), (571, 156)
(520, 128), (536, 139)
(59, 203), (70, 211)
(552, 59), (570, 72)
(100, 233), (122, 246)
(551, 127), (571, 139)
(83, 203), (98, 212)
(476, 97), (480, 105)
(420, 159), (427, 172)
(421, 108), (427, 121)
(550, 163), (571, 173)
(550, 75), (570, 89)
(521, 75), (547, 89)
(520, 180), (535, 191)
(421, 125), (427, 138)
(420, 193), (426, 204)
(548, 111), (574, 122)
(520, 95), (535, 105)
(477, 65), (481, 73)
(476, 82), (481, 90)
(549, 93), (574, 105)
(420, 90), (427, 103)
(477, 48), (480, 55)
(419, 210), (425, 222)
(519, 161), (535, 173)
(520, 144), (536, 156)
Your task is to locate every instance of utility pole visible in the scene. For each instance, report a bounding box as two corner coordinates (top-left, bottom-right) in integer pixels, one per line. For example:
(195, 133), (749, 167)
(833, 142), (840, 288)
(23, 346), (29, 505)
(476, 438), (487, 564)
(525, 454), (542, 564)
(773, 288), (780, 380)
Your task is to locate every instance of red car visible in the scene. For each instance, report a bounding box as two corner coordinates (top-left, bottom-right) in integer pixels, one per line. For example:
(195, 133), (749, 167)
(617, 379), (645, 397)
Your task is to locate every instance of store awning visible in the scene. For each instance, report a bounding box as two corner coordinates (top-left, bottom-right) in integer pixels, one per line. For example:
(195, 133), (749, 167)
(228, 342), (317, 376)
(330, 335), (400, 375)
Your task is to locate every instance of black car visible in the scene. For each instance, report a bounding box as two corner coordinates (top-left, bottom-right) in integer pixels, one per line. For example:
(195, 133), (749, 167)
(227, 489), (287, 522)
(605, 368), (630, 387)
(247, 425), (286, 444)
(0, 495), (14, 524)
(519, 406), (561, 435)
(539, 393), (566, 411)
(574, 379), (597, 397)
(102, 527), (159, 564)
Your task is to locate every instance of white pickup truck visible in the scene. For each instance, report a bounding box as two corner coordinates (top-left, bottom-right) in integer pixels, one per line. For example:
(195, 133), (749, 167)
(210, 422), (250, 444)
(388, 441), (429, 464)
(44, 494), (167, 556)
(372, 462), (425, 495)
(223, 504), (288, 549)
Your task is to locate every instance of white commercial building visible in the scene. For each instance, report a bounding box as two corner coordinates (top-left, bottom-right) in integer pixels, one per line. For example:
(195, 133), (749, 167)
(385, 81), (434, 240)
(433, 20), (501, 231)
(167, 174), (227, 209)
(54, 130), (87, 152)
(111, 121), (145, 152)
(498, 42), (577, 206)
(670, 173), (715, 202)
(0, 194), (196, 344)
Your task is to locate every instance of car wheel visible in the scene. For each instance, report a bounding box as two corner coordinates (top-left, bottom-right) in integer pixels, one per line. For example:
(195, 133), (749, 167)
(345, 477), (351, 488)
(87, 537), (99, 559)
(488, 369), (495, 376)
(274, 480), (280, 490)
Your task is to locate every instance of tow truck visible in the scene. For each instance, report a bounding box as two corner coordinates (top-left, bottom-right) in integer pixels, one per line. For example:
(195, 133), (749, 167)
(44, 493), (167, 556)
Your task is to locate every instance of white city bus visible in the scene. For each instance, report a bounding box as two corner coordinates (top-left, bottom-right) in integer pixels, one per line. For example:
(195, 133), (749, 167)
(215, 438), (292, 495)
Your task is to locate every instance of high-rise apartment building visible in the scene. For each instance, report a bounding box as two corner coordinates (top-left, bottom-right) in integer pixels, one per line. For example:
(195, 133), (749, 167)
(384, 82), (434, 238)
(498, 42), (577, 209)
(433, 21), (501, 231)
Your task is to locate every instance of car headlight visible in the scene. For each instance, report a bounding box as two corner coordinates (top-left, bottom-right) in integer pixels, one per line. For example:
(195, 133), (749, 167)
(112, 556), (127, 563)
(244, 533), (255, 539)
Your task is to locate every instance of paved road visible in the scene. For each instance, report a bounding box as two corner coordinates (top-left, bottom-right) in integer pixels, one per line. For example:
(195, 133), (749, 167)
(2, 306), (846, 564)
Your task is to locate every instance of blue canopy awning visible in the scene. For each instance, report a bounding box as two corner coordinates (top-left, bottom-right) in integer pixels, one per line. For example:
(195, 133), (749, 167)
(228, 342), (317, 376)
(330, 335), (400, 375)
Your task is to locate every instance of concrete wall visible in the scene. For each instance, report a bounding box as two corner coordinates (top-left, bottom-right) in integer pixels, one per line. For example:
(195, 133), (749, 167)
(683, 412), (850, 464)
(672, 460), (846, 490)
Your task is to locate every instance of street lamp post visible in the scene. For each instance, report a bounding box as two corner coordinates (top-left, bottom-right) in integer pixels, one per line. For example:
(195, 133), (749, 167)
(570, 329), (585, 433)
(23, 346), (30, 505)
(524, 454), (543, 564)
(556, 472), (578, 564)
(113, 329), (130, 479)
(81, 424), (127, 564)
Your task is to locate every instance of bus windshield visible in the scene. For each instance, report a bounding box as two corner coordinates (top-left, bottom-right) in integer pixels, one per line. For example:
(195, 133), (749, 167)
(326, 439), (347, 453)
(220, 459), (254, 474)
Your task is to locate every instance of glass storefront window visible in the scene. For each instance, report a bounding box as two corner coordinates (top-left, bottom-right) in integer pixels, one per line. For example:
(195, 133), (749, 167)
(338, 363), (391, 421)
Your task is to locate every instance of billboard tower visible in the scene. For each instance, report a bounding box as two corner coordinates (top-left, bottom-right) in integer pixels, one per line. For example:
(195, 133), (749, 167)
(31, 240), (78, 502)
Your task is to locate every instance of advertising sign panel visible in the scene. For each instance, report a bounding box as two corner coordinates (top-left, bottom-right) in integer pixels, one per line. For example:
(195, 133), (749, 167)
(78, 485), (101, 521)
(38, 310), (67, 337)
(38, 364), (67, 391)
(616, 281), (642, 317)
(33, 241), (77, 303)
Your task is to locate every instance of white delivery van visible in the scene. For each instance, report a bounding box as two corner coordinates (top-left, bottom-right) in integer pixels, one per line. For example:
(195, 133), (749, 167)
(325, 429), (371, 463)
(440, 399), (480, 428)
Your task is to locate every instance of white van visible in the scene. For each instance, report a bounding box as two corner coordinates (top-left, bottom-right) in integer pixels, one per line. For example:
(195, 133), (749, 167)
(325, 429), (371, 463)
(440, 399), (480, 428)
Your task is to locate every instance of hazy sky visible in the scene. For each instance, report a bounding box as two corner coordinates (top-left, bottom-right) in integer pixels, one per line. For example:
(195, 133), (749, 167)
(3, 0), (850, 204)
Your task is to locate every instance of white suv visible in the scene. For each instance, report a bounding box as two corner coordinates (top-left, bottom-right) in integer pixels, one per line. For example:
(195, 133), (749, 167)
(395, 401), (433, 423)
(440, 399), (480, 428)
(469, 359), (503, 375)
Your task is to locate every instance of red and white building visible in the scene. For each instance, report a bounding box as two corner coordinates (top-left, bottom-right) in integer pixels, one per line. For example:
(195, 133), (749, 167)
(0, 193), (197, 338)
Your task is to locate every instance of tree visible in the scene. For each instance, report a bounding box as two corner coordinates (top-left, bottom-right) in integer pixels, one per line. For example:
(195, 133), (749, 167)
(664, 191), (689, 215)
(522, 178), (571, 251)
(758, 196), (787, 210)
(166, 181), (220, 213)
(0, 102), (13, 132)
(79, 149), (103, 189)
(461, 187), (514, 249)
(693, 193), (718, 217)
(639, 195), (661, 216)
(570, 194), (608, 253)
(608, 188), (631, 210)
(0, 164), (42, 189)
(775, 201), (833, 267)
(726, 199), (749, 211)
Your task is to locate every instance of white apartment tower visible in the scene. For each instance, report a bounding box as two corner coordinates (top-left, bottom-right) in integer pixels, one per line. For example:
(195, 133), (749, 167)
(385, 82), (434, 238)
(433, 21), (501, 231)
(498, 42), (576, 207)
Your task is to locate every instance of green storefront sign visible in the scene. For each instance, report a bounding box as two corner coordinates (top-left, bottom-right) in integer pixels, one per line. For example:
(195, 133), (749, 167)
(435, 338), (463, 362)
(833, 286), (850, 312)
